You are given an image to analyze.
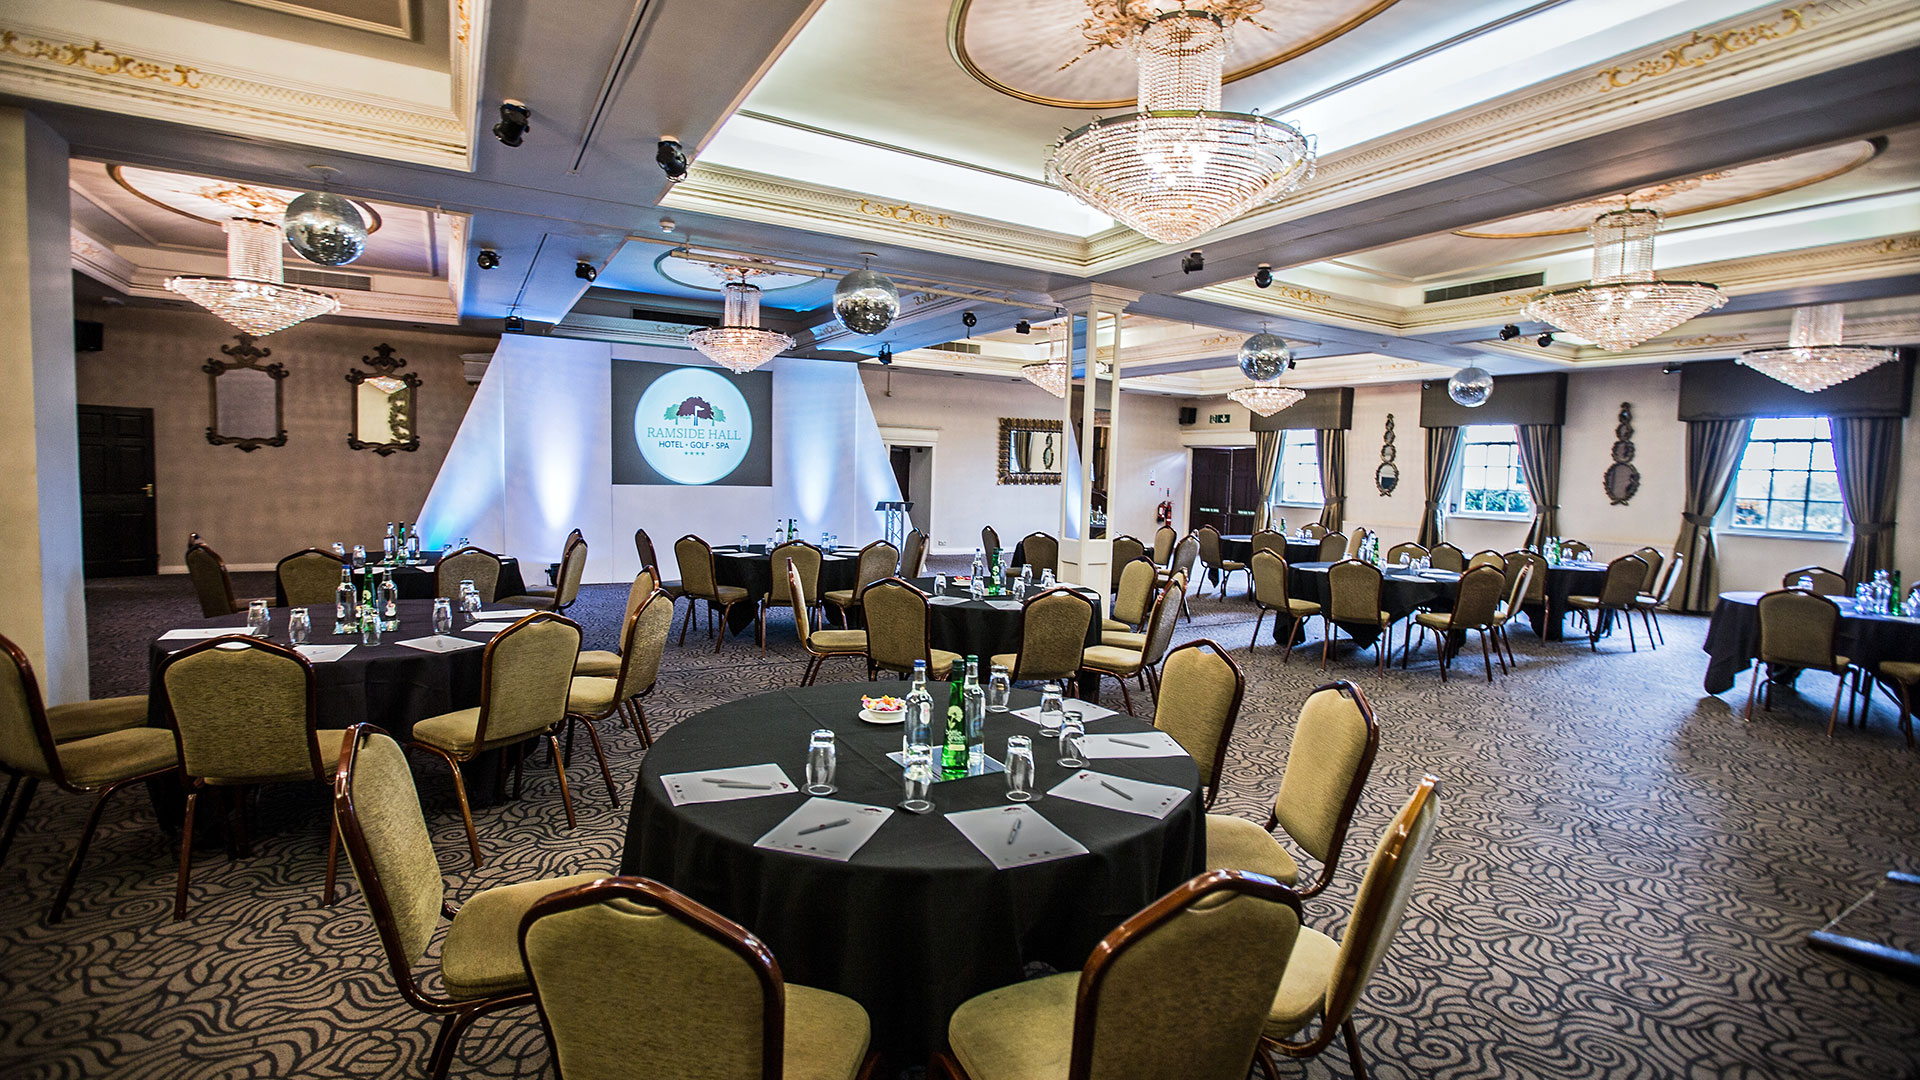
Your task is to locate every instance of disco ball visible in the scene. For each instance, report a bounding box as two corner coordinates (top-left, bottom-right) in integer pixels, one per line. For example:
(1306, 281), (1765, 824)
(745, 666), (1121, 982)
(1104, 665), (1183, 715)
(1238, 331), (1292, 381)
(1448, 365), (1494, 407)
(832, 268), (900, 336)
(282, 191), (368, 266)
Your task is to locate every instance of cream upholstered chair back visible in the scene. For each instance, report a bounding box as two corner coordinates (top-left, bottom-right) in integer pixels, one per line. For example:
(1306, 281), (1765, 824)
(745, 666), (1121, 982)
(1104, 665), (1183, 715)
(1427, 543), (1465, 572)
(1501, 560), (1536, 619)
(1344, 528), (1370, 560)
(901, 529), (928, 578)
(1074, 871), (1301, 1080)
(553, 538), (588, 609)
(1323, 778), (1441, 1032)
(1633, 546), (1665, 591)
(1449, 565), (1506, 628)
(1782, 565), (1847, 596)
(1109, 536), (1147, 590)
(332, 726), (448, 969)
(279, 548), (348, 607)
(1152, 641), (1242, 794)
(633, 528), (660, 574)
(1013, 589), (1096, 680)
(1326, 560), (1383, 625)
(766, 542), (822, 604)
(862, 578), (933, 675)
(186, 538), (240, 617)
(1169, 534), (1200, 580)
(1273, 681), (1380, 871)
(1317, 533), (1347, 562)
(673, 536), (718, 598)
(1138, 572), (1186, 668)
(854, 541), (899, 593)
(615, 570), (660, 651)
(1112, 558), (1157, 626)
(613, 592), (674, 704)
(1152, 525), (1177, 566)
(473, 614), (582, 747)
(437, 547), (502, 603)
(1508, 551), (1547, 603)
(519, 878), (789, 1080)
(785, 563), (816, 648)
(0, 633), (62, 781)
(1756, 589), (1842, 670)
(1385, 542), (1426, 565)
(1196, 526), (1225, 570)
(163, 637), (322, 783)
(1250, 530), (1284, 558)
(981, 525), (1000, 553)
(1020, 532), (1060, 576)
(1466, 550), (1504, 572)
(1598, 555), (1648, 606)
(1250, 550), (1290, 610)
(1301, 522), (1328, 539)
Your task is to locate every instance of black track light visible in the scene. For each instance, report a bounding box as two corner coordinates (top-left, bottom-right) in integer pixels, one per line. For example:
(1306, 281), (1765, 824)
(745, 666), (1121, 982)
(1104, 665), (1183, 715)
(877, 344), (893, 365)
(961, 311), (977, 337)
(492, 100), (530, 147)
(1015, 320), (1032, 335)
(1498, 324), (1520, 341)
(1253, 264), (1273, 289)
(575, 261), (597, 282)
(1181, 250), (1205, 274)
(504, 315), (525, 333)
(656, 139), (690, 183)
(476, 249), (500, 270)
(1537, 332), (1554, 347)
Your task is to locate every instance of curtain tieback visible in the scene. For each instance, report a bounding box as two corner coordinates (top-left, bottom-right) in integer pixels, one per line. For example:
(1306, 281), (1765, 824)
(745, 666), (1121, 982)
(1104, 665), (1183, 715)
(1682, 513), (1716, 527)
(1855, 521), (1896, 535)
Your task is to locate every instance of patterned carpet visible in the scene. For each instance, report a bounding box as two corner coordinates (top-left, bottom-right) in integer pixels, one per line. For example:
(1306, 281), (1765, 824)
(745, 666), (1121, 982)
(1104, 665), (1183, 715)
(2, 568), (1917, 1079)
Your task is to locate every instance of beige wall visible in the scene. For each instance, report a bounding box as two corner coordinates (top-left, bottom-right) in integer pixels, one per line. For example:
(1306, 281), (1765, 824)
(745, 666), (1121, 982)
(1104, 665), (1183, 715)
(74, 303), (489, 570)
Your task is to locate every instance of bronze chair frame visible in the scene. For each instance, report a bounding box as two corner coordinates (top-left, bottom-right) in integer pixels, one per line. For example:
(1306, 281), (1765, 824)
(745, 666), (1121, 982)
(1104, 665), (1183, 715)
(901, 528), (929, 578)
(1569, 554), (1648, 652)
(186, 535), (243, 616)
(1156, 639), (1245, 810)
(634, 528), (683, 601)
(827, 540), (899, 628)
(1082, 575), (1181, 712)
(277, 547), (350, 606)
(981, 525), (1000, 553)
(1321, 560), (1397, 674)
(1401, 565), (1507, 682)
(1744, 588), (1863, 735)
(566, 590), (670, 804)
(792, 563), (869, 686)
(1197, 524), (1248, 598)
(1017, 531), (1060, 577)
(1267, 680), (1380, 900)
(1008, 588), (1099, 685)
(435, 545), (505, 603)
(758, 540), (825, 654)
(673, 534), (741, 653)
(1782, 564), (1848, 597)
(1248, 551), (1314, 664)
(858, 576), (943, 682)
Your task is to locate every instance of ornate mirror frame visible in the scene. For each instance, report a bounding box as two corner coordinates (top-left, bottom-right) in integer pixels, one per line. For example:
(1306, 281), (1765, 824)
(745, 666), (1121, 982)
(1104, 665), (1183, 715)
(347, 343), (421, 455)
(1604, 401), (1640, 505)
(998, 417), (1064, 486)
(204, 333), (288, 452)
(1375, 412), (1399, 496)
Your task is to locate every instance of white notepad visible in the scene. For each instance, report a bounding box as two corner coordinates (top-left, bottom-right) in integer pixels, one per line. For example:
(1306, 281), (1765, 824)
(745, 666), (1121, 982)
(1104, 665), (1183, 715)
(459, 622), (513, 635)
(1080, 731), (1185, 759)
(159, 626), (244, 641)
(754, 797), (892, 862)
(984, 599), (1024, 611)
(1012, 701), (1120, 726)
(946, 805), (1088, 869)
(928, 595), (969, 606)
(293, 644), (355, 663)
(481, 608), (538, 619)
(660, 763), (798, 806)
(395, 635), (485, 654)
(1048, 770), (1189, 819)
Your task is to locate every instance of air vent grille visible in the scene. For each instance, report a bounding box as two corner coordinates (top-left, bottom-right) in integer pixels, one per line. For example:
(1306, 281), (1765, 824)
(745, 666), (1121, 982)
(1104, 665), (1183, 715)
(1423, 272), (1544, 304)
(631, 307), (718, 329)
(930, 341), (981, 355)
(284, 268), (372, 291)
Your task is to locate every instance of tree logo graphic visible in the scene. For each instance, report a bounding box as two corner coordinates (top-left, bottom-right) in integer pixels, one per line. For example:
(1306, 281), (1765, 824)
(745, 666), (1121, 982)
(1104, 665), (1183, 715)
(663, 396), (726, 425)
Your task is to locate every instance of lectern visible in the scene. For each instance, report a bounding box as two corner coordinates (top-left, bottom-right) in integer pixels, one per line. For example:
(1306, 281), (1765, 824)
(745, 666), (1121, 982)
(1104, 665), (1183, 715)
(875, 500), (913, 548)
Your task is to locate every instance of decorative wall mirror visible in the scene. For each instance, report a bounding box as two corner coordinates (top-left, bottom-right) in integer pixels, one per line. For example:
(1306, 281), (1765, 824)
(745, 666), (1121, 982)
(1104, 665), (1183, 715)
(1375, 412), (1399, 495)
(1604, 402), (1640, 504)
(998, 417), (1063, 485)
(204, 333), (287, 452)
(347, 343), (421, 455)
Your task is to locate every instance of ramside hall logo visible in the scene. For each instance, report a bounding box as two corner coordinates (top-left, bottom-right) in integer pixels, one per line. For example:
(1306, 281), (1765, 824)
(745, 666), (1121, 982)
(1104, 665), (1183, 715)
(663, 396), (726, 424)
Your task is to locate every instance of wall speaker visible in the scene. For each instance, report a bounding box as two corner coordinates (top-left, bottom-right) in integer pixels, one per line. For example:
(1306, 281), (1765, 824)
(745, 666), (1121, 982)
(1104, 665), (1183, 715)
(1178, 406), (1197, 425)
(75, 320), (103, 352)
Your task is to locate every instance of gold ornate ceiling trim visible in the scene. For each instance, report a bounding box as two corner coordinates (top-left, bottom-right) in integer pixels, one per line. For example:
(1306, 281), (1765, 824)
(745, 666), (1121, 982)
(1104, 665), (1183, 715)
(1598, 7), (1808, 91)
(945, 0), (1402, 110)
(224, 0), (415, 41)
(108, 165), (385, 235)
(0, 32), (199, 88)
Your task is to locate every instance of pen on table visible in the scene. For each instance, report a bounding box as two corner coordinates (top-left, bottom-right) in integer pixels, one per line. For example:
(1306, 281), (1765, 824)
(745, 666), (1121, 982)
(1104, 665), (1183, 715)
(1099, 779), (1134, 801)
(1112, 737), (1149, 748)
(702, 777), (772, 789)
(1006, 817), (1022, 845)
(797, 818), (851, 836)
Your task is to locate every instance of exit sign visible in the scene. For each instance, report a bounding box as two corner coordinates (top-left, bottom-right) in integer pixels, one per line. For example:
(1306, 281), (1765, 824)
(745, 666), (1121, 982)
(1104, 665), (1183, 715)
(1208, 413), (1233, 424)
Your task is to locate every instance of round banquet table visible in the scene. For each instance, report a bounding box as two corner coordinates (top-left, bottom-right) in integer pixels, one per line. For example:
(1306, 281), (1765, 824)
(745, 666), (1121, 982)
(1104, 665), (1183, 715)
(1219, 533), (1321, 567)
(1283, 560), (1609, 644)
(908, 576), (1103, 660)
(1702, 590), (1920, 694)
(274, 557), (527, 604)
(711, 545), (862, 634)
(619, 681), (1204, 1061)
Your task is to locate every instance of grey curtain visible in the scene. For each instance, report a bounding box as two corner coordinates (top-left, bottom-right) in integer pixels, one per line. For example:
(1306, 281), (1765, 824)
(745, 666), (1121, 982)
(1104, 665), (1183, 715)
(1831, 416), (1900, 586)
(1516, 423), (1562, 550)
(1252, 429), (1281, 531)
(1419, 426), (1461, 548)
(1672, 419), (1751, 613)
(1315, 428), (1346, 533)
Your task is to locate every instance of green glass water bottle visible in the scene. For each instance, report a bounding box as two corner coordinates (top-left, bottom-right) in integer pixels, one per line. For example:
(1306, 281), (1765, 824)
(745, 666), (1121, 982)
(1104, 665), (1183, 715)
(942, 663), (969, 779)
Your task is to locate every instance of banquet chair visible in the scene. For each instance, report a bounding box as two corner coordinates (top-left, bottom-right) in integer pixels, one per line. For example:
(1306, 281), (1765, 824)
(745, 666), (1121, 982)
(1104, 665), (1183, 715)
(862, 577), (958, 680)
(278, 547), (349, 606)
(1565, 554), (1648, 652)
(1559, 539), (1593, 560)
(1745, 589), (1860, 736)
(1205, 680), (1379, 897)
(501, 535), (587, 613)
(933, 868), (1303, 1080)
(1153, 524), (1178, 567)
(1105, 557), (1158, 633)
(1490, 559), (1537, 667)
(1874, 661), (1918, 748)
(1250, 529), (1286, 559)
(1159, 534), (1200, 623)
(992, 588), (1097, 684)
(1323, 560), (1395, 673)
(1150, 641), (1243, 809)
(1082, 577), (1184, 711)
(981, 525), (1000, 554)
(1633, 546), (1665, 592)
(437, 546), (503, 604)
(1250, 551), (1320, 663)
(331, 725), (602, 1080)
(1317, 532), (1347, 563)
(1385, 542), (1426, 566)
(519, 876), (878, 1080)
(1502, 550), (1549, 640)
(186, 535), (245, 616)
(1782, 565), (1847, 596)
(633, 528), (683, 601)
(824, 540), (898, 628)
(1301, 522), (1328, 539)
(0, 632), (179, 923)
(1427, 543), (1465, 572)
(790, 564), (869, 686)
(901, 528), (928, 578)
(160, 636), (345, 920)
(409, 613), (584, 867)
(1465, 550), (1505, 572)
(1109, 535), (1147, 591)
(575, 569), (659, 677)
(1344, 528), (1371, 560)
(566, 588), (671, 787)
(758, 541), (823, 654)
(673, 535), (748, 652)
(1197, 525), (1248, 598)
(1403, 565), (1507, 682)
(1018, 532), (1061, 578)
(1630, 553), (1683, 647)
(1259, 777), (1442, 1080)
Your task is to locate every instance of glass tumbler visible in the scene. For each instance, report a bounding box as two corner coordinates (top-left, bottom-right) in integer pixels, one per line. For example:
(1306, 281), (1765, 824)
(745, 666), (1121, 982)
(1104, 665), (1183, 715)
(739, 534), (750, 550)
(933, 573), (947, 595)
(987, 665), (1011, 712)
(247, 599), (270, 638)
(902, 748), (935, 813)
(351, 544), (366, 569)
(288, 607), (310, 645)
(1057, 711), (1087, 768)
(331, 541), (346, 558)
(433, 597), (454, 635)
(805, 729), (838, 795)
(1005, 736), (1036, 802)
(1036, 682), (1065, 737)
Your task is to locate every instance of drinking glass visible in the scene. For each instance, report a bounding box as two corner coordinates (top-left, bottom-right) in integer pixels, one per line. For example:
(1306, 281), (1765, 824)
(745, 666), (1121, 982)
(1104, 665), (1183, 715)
(246, 599), (270, 638)
(739, 534), (750, 551)
(1041, 568), (1056, 587)
(433, 597), (453, 635)
(1021, 564), (1033, 585)
(331, 541), (346, 558)
(383, 537), (395, 561)
(969, 575), (985, 600)
(1036, 682), (1065, 737)
(1005, 735), (1036, 802)
(351, 544), (366, 569)
(1056, 711), (1087, 768)
(805, 729), (838, 795)
(288, 607), (310, 645)
(1011, 578), (1027, 601)
(821, 531), (831, 547)
(933, 573), (947, 595)
(987, 665), (1011, 712)
(902, 748), (935, 813)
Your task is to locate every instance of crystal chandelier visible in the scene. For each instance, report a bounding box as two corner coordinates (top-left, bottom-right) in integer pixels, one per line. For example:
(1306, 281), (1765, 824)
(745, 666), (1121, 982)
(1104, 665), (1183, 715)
(687, 277), (793, 374)
(1225, 329), (1303, 416)
(165, 218), (340, 337)
(1523, 209), (1724, 351)
(1021, 319), (1071, 398)
(1045, 7), (1315, 245)
(1738, 305), (1896, 393)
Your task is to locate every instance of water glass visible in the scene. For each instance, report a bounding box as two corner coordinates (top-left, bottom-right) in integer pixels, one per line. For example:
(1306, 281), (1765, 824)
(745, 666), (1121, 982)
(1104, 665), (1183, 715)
(1057, 711), (1087, 767)
(969, 575), (986, 600)
(902, 747), (935, 813)
(933, 573), (947, 595)
(288, 607), (310, 645)
(246, 599), (270, 638)
(432, 597), (453, 635)
(361, 617), (382, 646)
(1005, 735), (1036, 802)
(805, 729), (838, 795)
(739, 534), (750, 551)
(351, 544), (367, 569)
(987, 665), (1011, 712)
(1036, 682), (1065, 737)
(1021, 564), (1033, 585)
(331, 541), (346, 558)
(1041, 568), (1056, 587)
(1011, 578), (1027, 601)
(766, 534), (777, 550)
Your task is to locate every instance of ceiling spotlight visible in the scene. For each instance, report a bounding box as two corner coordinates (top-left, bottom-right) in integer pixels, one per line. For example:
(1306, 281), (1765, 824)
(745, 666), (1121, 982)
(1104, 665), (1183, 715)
(492, 100), (530, 147)
(1181, 250), (1205, 274)
(961, 311), (977, 336)
(1015, 320), (1032, 335)
(1253, 264), (1273, 289)
(1498, 324), (1520, 341)
(1662, 362), (1681, 374)
(658, 217), (676, 233)
(504, 314), (525, 333)
(476, 249), (500, 270)
(656, 139), (691, 183)
(878, 344), (893, 366)
(1537, 332), (1554, 347)
(575, 261), (597, 282)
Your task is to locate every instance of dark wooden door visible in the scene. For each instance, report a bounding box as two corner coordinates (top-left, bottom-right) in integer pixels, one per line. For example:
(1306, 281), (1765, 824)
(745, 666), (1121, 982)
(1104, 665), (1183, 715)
(890, 446), (912, 501)
(1227, 447), (1258, 535)
(78, 405), (158, 577)
(1189, 446), (1260, 536)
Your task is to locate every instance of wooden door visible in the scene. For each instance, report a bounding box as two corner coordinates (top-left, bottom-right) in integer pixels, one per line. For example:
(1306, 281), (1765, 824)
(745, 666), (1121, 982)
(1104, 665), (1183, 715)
(1227, 447), (1259, 536)
(1189, 447), (1233, 534)
(78, 405), (158, 577)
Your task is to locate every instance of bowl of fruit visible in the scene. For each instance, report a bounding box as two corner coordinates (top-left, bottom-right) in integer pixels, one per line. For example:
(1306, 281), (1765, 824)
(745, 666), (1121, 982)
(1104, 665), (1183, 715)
(859, 694), (906, 724)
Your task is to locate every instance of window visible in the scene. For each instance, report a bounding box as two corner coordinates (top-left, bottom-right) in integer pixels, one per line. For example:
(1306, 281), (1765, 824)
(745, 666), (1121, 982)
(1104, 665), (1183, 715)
(1275, 430), (1324, 506)
(1454, 424), (1533, 516)
(1729, 417), (1846, 536)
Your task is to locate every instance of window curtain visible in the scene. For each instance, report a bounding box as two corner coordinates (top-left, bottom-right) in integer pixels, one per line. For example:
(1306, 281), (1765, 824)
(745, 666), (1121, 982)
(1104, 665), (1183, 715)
(1418, 426), (1461, 548)
(1516, 423), (1562, 550)
(1252, 428), (1281, 531)
(1672, 419), (1752, 613)
(1831, 416), (1900, 585)
(1315, 428), (1346, 533)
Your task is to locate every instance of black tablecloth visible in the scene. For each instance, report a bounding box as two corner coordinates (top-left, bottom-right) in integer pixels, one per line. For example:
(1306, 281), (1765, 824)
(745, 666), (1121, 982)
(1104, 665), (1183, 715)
(619, 682), (1203, 1061)
(1218, 534), (1320, 567)
(712, 546), (862, 634)
(1702, 590), (1920, 694)
(905, 576), (1102, 661)
(275, 558), (527, 604)
(1286, 562), (1454, 647)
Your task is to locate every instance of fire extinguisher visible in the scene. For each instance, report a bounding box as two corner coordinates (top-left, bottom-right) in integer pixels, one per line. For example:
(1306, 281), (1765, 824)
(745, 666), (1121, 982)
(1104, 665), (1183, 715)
(1156, 497), (1173, 526)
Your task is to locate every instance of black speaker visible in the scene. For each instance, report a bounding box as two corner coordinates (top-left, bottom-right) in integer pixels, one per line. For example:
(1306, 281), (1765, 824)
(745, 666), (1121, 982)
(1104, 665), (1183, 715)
(1178, 406), (1197, 425)
(75, 320), (103, 352)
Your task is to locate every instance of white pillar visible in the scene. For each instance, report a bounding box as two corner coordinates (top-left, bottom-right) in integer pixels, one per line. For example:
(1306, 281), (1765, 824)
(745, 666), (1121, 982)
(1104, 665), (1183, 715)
(1048, 285), (1140, 609)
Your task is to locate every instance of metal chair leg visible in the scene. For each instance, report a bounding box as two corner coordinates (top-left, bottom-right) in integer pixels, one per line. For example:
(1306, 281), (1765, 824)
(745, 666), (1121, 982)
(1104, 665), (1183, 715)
(572, 716), (619, 808)
(0, 776), (39, 868)
(49, 778), (138, 925)
(413, 743), (483, 867)
(1250, 608), (1267, 649)
(174, 789), (199, 921)
(548, 733), (576, 829)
